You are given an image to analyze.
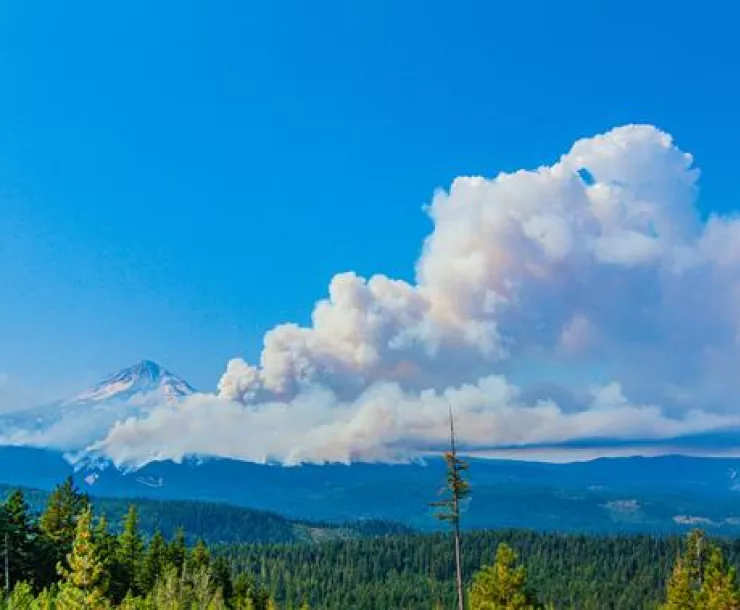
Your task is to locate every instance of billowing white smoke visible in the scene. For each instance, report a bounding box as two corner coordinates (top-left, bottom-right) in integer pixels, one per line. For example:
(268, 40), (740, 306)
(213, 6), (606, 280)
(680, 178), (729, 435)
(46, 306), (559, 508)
(216, 124), (729, 410)
(92, 378), (740, 468)
(68, 125), (740, 464)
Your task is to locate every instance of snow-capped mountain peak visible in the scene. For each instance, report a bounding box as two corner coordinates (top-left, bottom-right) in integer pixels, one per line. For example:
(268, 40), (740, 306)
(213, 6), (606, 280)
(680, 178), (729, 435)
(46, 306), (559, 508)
(0, 360), (196, 452)
(65, 360), (195, 405)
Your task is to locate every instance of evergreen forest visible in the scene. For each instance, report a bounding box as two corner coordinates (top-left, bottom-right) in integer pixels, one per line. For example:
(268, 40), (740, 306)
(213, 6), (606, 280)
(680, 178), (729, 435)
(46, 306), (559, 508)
(2, 477), (740, 608)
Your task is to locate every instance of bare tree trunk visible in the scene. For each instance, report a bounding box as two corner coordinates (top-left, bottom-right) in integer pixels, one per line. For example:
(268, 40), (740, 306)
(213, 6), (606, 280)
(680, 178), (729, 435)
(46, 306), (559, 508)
(454, 517), (464, 610)
(4, 532), (9, 595)
(450, 408), (465, 610)
(431, 406), (470, 610)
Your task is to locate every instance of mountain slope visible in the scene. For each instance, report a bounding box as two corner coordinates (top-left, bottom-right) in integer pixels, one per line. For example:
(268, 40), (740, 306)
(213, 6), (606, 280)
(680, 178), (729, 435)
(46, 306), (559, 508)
(65, 359), (195, 405)
(0, 360), (195, 447)
(0, 481), (411, 545)
(2, 446), (740, 535)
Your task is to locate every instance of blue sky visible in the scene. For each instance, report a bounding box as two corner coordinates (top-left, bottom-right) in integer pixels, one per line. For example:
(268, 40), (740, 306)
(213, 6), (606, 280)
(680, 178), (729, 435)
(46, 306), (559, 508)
(1, 0), (739, 401)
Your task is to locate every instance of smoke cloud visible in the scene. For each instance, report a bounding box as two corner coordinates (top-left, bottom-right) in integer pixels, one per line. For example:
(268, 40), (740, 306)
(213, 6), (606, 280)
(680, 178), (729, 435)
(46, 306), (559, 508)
(217, 124), (717, 411)
(11, 124), (740, 466)
(92, 378), (740, 468)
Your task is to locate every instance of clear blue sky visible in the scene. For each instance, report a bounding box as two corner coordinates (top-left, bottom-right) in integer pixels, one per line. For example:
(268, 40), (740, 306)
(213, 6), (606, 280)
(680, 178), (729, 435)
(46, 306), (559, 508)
(1, 0), (738, 398)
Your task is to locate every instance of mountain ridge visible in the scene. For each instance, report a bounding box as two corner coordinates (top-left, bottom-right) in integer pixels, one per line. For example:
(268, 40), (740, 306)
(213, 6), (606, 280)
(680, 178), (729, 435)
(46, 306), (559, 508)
(60, 359), (195, 406)
(2, 445), (740, 535)
(0, 479), (411, 545)
(0, 360), (195, 447)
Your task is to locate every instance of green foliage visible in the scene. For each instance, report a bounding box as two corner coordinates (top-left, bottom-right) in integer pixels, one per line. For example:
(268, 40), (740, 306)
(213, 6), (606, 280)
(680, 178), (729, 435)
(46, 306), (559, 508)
(7, 581), (36, 608)
(697, 546), (740, 609)
(167, 528), (187, 571)
(219, 530), (697, 609)
(56, 506), (109, 609)
(139, 531), (167, 593)
(210, 555), (233, 601)
(117, 506), (144, 597)
(430, 411), (471, 610)
(0, 482), (272, 608)
(190, 539), (211, 573)
(39, 477), (89, 551)
(147, 566), (180, 609)
(2, 483), (409, 547)
(0, 489), (39, 590)
(34, 587), (57, 609)
(469, 543), (539, 610)
(662, 554), (694, 609)
(232, 573), (272, 610)
(95, 514), (127, 603)
(38, 477), (90, 586)
(661, 530), (740, 610)
(10, 478), (740, 609)
(431, 450), (471, 526)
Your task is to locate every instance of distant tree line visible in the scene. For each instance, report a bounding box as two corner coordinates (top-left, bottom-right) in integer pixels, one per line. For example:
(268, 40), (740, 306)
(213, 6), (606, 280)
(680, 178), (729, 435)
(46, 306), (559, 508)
(218, 524), (740, 609)
(2, 474), (740, 608)
(0, 483), (410, 546)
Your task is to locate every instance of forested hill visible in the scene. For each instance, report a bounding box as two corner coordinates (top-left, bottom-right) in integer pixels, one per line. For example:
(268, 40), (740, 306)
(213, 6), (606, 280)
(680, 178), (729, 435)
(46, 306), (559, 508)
(0, 482), (411, 545)
(4, 479), (740, 608)
(5, 447), (740, 535)
(219, 529), (740, 609)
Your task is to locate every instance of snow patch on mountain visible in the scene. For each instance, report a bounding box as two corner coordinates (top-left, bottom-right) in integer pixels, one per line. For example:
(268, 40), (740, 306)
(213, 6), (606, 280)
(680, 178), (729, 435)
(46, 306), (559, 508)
(65, 360), (194, 405)
(0, 360), (195, 450)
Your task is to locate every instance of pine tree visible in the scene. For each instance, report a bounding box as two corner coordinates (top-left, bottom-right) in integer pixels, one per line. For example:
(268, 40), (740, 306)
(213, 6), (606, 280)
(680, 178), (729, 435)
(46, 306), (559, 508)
(148, 565), (180, 609)
(233, 574), (271, 610)
(139, 531), (167, 593)
(210, 555), (233, 602)
(38, 477), (89, 588)
(118, 591), (146, 610)
(191, 540), (211, 573)
(56, 506), (109, 609)
(39, 477), (89, 551)
(94, 514), (127, 603)
(430, 406), (470, 610)
(469, 543), (538, 610)
(190, 565), (224, 609)
(662, 554), (696, 610)
(6, 581), (35, 608)
(685, 529), (709, 590)
(166, 528), (186, 573)
(1, 489), (38, 590)
(697, 546), (740, 610)
(662, 530), (740, 610)
(117, 506), (144, 597)
(233, 573), (257, 610)
(35, 587), (57, 610)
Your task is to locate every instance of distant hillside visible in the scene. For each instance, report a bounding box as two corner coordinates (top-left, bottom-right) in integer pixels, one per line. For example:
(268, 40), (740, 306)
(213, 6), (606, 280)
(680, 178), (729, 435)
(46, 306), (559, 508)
(5, 446), (740, 534)
(0, 483), (411, 545)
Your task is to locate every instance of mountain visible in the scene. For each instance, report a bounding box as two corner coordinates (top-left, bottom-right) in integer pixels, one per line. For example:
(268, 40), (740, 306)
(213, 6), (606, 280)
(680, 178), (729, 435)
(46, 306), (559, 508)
(0, 360), (195, 446)
(65, 359), (195, 405)
(3, 361), (740, 535)
(3, 445), (740, 535)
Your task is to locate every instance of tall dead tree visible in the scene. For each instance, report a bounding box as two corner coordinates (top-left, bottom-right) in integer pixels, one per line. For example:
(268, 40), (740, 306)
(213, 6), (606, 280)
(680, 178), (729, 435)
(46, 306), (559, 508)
(3, 532), (8, 596)
(431, 406), (470, 610)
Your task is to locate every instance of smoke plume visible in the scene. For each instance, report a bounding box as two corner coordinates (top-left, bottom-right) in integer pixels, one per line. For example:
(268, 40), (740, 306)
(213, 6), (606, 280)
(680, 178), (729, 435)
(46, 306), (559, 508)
(15, 124), (740, 466)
